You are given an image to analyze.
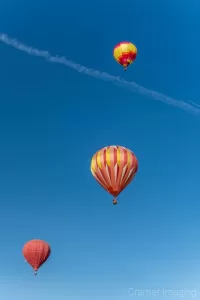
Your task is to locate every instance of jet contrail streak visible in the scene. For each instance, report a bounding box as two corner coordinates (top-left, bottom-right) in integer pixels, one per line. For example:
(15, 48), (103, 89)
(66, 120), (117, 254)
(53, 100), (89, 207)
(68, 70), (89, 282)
(0, 33), (199, 115)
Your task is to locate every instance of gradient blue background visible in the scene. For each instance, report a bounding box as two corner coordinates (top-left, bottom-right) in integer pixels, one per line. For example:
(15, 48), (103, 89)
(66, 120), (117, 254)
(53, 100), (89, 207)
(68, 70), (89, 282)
(0, 0), (199, 299)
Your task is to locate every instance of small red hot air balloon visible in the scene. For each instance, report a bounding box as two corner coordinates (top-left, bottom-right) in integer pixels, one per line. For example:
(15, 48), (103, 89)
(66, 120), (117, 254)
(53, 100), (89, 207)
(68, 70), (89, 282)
(23, 239), (51, 275)
(91, 145), (138, 204)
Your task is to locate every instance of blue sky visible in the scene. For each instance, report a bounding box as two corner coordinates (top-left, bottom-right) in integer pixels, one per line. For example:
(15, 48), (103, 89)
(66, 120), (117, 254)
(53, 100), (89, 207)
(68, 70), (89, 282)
(0, 0), (200, 299)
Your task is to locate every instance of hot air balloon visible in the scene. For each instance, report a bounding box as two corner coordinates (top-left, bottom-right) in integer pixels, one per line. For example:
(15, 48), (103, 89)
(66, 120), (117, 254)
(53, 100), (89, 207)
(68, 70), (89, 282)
(22, 239), (51, 275)
(113, 42), (137, 71)
(91, 145), (138, 205)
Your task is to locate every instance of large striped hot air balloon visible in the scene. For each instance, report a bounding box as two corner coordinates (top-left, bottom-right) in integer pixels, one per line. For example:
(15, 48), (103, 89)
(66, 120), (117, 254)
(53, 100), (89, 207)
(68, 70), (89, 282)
(90, 145), (138, 205)
(113, 42), (137, 71)
(23, 239), (51, 275)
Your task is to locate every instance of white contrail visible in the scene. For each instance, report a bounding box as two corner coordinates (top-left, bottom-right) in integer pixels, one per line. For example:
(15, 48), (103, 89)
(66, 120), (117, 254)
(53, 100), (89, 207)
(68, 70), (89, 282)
(0, 33), (199, 115)
(188, 100), (200, 108)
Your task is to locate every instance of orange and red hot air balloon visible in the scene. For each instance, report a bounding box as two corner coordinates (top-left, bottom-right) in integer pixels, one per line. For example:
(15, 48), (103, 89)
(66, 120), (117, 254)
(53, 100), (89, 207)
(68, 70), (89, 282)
(113, 42), (137, 71)
(91, 145), (138, 205)
(23, 239), (51, 275)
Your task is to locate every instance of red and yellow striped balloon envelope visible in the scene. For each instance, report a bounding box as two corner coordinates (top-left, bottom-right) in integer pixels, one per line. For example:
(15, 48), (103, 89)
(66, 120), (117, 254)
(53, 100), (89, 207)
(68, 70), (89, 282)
(90, 145), (138, 205)
(113, 42), (137, 71)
